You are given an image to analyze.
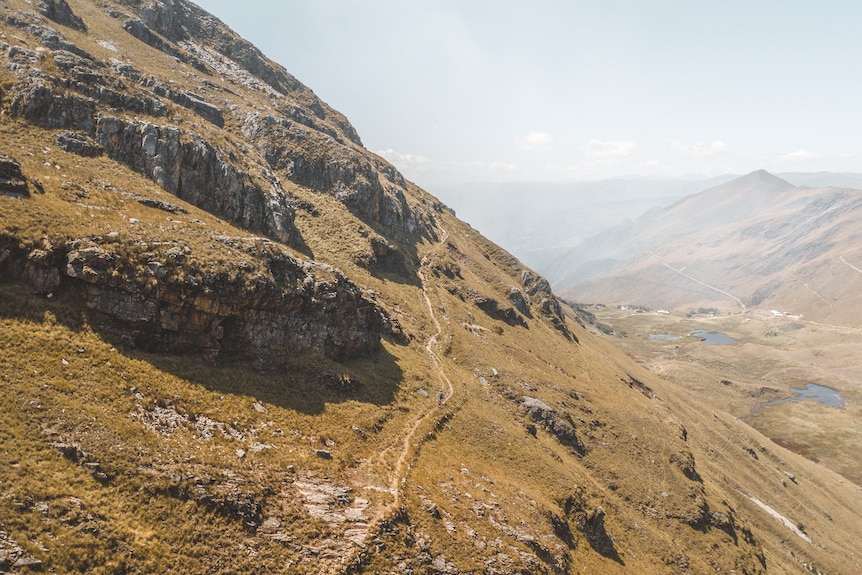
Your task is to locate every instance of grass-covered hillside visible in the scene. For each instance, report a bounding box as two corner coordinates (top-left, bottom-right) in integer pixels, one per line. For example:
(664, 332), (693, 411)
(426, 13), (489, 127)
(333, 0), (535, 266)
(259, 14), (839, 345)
(1, 1), (861, 574)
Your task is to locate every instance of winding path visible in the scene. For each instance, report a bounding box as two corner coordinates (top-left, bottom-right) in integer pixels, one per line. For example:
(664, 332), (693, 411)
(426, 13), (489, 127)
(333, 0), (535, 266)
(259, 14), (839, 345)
(346, 224), (455, 568)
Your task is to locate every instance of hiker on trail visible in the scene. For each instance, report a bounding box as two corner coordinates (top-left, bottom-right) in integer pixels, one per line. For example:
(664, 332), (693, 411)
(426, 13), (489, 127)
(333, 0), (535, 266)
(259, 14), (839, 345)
(438, 390), (444, 406)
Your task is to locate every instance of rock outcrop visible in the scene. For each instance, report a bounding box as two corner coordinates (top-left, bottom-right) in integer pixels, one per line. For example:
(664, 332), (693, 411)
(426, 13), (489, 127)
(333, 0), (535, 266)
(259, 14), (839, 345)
(37, 0), (87, 32)
(2, 233), (398, 365)
(2, 0), (438, 255)
(521, 396), (586, 455)
(0, 153), (29, 198)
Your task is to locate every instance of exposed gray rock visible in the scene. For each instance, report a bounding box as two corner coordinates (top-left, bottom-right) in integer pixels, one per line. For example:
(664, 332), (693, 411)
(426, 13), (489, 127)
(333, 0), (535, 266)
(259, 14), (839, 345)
(10, 81), (97, 132)
(26, 247), (61, 294)
(0, 153), (29, 198)
(471, 292), (526, 327)
(240, 112), (427, 243)
(521, 396), (586, 455)
(94, 116), (299, 246)
(507, 286), (531, 317)
(56, 130), (103, 157)
(38, 0), (87, 31)
(2, 235), (398, 365)
(137, 197), (188, 214)
(582, 506), (618, 559)
(150, 82), (224, 126)
(122, 17), (210, 74)
(0, 525), (40, 572)
(519, 269), (576, 340)
(313, 449), (332, 460)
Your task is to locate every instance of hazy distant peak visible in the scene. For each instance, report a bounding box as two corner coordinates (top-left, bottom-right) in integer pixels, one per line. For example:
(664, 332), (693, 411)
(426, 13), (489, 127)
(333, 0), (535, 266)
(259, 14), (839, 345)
(725, 169), (795, 192)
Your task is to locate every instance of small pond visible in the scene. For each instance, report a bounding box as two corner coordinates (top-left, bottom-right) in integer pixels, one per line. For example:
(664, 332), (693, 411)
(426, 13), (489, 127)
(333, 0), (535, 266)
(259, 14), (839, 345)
(690, 330), (739, 345)
(650, 334), (680, 340)
(789, 383), (846, 408)
(753, 383), (846, 413)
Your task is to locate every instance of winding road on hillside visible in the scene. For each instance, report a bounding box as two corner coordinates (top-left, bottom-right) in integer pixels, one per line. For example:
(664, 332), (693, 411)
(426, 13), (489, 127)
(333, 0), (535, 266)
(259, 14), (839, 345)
(840, 255), (862, 275)
(649, 252), (747, 310)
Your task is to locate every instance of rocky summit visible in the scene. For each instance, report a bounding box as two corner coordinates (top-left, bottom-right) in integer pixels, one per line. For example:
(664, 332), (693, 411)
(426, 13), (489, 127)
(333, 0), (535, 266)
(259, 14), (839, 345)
(0, 1), (861, 574)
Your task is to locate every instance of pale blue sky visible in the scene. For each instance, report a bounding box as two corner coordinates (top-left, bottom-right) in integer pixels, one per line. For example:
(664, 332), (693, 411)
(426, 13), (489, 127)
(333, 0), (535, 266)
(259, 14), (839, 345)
(193, 0), (862, 188)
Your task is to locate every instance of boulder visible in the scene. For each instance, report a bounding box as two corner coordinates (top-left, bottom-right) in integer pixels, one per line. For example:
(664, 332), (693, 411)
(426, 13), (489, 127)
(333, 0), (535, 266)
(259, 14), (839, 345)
(0, 153), (29, 198)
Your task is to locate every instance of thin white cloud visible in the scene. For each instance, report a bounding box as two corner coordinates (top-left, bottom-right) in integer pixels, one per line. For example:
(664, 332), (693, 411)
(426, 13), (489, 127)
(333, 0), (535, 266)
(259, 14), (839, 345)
(376, 148), (432, 166)
(669, 140), (729, 157)
(776, 149), (816, 161)
(580, 139), (637, 160)
(515, 131), (553, 150)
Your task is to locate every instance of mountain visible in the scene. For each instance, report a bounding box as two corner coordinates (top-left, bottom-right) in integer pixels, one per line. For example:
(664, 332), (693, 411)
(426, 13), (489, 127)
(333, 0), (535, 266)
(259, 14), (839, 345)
(432, 176), (735, 271)
(555, 170), (862, 323)
(1, 2), (861, 574)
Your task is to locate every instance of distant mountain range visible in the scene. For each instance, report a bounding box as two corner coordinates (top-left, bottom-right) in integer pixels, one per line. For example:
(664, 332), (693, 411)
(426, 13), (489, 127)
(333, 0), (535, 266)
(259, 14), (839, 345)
(433, 172), (862, 274)
(551, 170), (862, 324)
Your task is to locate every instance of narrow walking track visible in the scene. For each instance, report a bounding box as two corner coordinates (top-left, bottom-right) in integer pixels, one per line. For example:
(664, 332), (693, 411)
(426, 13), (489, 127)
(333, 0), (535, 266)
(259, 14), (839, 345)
(344, 225), (456, 571)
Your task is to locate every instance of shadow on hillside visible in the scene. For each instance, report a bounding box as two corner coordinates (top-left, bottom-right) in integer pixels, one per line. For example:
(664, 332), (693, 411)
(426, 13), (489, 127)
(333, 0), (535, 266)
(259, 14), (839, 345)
(0, 285), (403, 415)
(135, 344), (404, 416)
(364, 242), (423, 289)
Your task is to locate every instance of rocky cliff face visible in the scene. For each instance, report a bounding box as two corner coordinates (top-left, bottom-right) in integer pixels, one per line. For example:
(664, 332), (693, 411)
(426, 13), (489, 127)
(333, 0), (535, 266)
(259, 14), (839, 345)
(2, 0), (435, 247)
(1, 225), (397, 365)
(0, 0), (447, 364)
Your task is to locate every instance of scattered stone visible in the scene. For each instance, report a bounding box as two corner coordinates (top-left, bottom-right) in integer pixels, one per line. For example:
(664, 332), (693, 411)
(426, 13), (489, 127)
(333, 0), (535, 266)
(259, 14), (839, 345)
(138, 197), (188, 213)
(236, 449), (246, 459)
(312, 449), (332, 460)
(252, 402), (267, 413)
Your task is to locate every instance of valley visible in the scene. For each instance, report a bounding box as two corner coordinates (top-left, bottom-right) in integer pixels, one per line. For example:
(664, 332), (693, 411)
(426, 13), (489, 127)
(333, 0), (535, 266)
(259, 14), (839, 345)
(580, 304), (862, 485)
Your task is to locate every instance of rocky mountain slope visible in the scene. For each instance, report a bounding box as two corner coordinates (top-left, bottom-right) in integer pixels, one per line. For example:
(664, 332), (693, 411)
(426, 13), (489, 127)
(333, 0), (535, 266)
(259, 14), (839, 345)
(555, 170), (862, 325)
(1, 2), (861, 574)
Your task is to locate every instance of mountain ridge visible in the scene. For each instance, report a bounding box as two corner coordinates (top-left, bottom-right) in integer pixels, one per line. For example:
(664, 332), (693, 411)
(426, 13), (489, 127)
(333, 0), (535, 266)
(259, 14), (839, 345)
(554, 170), (862, 325)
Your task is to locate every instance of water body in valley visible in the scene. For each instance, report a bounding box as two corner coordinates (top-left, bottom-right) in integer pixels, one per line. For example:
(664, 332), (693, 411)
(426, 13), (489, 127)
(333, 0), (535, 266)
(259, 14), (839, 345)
(788, 383), (846, 408)
(690, 330), (739, 345)
(753, 383), (846, 413)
